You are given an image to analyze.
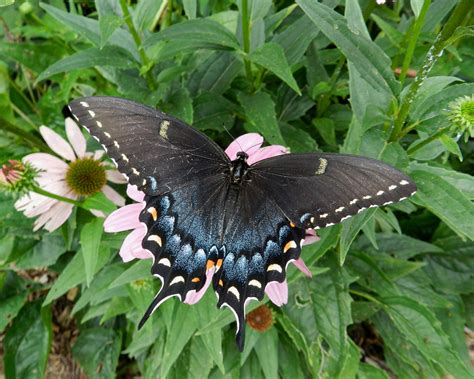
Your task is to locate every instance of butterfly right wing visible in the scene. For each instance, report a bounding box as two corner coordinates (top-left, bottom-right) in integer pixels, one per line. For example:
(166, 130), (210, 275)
(68, 96), (230, 195)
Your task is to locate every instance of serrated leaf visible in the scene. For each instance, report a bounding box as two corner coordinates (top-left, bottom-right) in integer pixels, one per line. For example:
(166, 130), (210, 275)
(249, 42), (300, 94)
(297, 0), (399, 95)
(144, 18), (241, 51)
(37, 46), (137, 82)
(238, 91), (285, 145)
(80, 218), (104, 287)
(4, 300), (52, 379)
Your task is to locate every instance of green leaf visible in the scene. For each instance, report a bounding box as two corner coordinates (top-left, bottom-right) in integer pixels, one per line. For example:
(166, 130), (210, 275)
(183, 0), (197, 19)
(96, 0), (124, 48)
(37, 46), (137, 82)
(160, 305), (199, 378)
(297, 0), (399, 95)
(249, 42), (300, 94)
(357, 362), (390, 379)
(81, 191), (117, 214)
(280, 122), (317, 153)
(39, 3), (138, 60)
(0, 293), (27, 333)
(160, 88), (193, 125)
(254, 328), (279, 379)
(193, 92), (236, 131)
(410, 0), (424, 18)
(144, 18), (241, 51)
(409, 170), (474, 240)
(80, 218), (104, 287)
(72, 328), (121, 379)
(0, 0), (14, 7)
(379, 296), (472, 378)
(238, 91), (285, 145)
(109, 259), (151, 288)
(339, 208), (377, 265)
(439, 134), (463, 160)
(188, 336), (214, 379)
(16, 233), (67, 269)
(4, 300), (52, 379)
(43, 245), (111, 305)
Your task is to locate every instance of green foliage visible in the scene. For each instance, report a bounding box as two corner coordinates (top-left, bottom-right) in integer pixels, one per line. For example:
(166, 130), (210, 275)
(0, 0), (473, 378)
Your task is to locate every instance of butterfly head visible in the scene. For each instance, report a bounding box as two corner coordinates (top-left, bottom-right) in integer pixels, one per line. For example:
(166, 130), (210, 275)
(230, 152), (250, 184)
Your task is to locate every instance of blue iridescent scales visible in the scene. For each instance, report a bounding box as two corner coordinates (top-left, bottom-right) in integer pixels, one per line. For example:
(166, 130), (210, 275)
(67, 96), (417, 351)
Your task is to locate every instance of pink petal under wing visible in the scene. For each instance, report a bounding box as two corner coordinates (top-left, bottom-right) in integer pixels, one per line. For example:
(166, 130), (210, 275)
(265, 281), (288, 306)
(104, 203), (143, 232)
(225, 133), (263, 160)
(65, 118), (86, 158)
(303, 229), (320, 245)
(247, 145), (288, 164)
(102, 185), (125, 207)
(184, 268), (215, 304)
(293, 259), (312, 278)
(39, 126), (76, 161)
(119, 227), (149, 262)
(127, 185), (145, 202)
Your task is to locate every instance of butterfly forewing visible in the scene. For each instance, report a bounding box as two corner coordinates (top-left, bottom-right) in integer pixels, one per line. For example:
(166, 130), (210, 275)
(250, 153), (416, 229)
(68, 96), (230, 194)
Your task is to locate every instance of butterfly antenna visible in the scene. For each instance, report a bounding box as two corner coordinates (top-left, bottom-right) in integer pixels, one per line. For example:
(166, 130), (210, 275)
(222, 123), (244, 152)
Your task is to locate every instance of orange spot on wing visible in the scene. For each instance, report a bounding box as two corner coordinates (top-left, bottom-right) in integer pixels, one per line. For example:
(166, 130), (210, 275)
(206, 260), (215, 270)
(218, 279), (224, 286)
(191, 277), (200, 283)
(216, 259), (223, 268)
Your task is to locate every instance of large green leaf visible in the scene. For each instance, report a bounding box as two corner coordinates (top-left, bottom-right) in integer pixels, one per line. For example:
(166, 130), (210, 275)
(297, 0), (399, 95)
(144, 18), (241, 51)
(4, 300), (52, 379)
(37, 46), (136, 82)
(80, 218), (104, 287)
(409, 170), (474, 240)
(254, 328), (279, 379)
(238, 91), (285, 145)
(72, 328), (122, 379)
(249, 42), (301, 94)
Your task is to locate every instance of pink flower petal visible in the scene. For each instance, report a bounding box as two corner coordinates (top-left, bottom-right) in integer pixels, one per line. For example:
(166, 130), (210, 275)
(303, 229), (320, 245)
(43, 202), (74, 232)
(102, 185), (125, 207)
(247, 145), (288, 165)
(39, 126), (76, 161)
(127, 185), (145, 202)
(65, 118), (86, 158)
(265, 281), (288, 306)
(119, 227), (150, 262)
(225, 133), (263, 160)
(106, 170), (127, 184)
(90, 209), (106, 218)
(23, 153), (68, 173)
(104, 203), (143, 232)
(184, 268), (215, 304)
(293, 258), (312, 278)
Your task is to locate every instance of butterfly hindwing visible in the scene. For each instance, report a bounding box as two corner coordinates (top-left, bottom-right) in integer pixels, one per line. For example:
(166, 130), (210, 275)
(68, 96), (229, 195)
(250, 153), (416, 229)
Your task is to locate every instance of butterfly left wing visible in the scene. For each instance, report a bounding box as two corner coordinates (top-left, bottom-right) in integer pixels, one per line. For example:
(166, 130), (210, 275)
(68, 96), (230, 195)
(249, 152), (417, 229)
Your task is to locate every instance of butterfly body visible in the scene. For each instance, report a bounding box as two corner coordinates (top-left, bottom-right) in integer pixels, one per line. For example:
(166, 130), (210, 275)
(68, 96), (416, 351)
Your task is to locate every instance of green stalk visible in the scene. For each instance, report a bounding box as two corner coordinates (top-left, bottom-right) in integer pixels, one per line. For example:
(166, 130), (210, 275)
(119, 0), (156, 90)
(32, 185), (82, 206)
(149, 0), (168, 31)
(407, 126), (451, 155)
(389, 0), (472, 142)
(1, 119), (53, 153)
(241, 0), (253, 84)
(399, 0), (431, 84)
(316, 56), (345, 117)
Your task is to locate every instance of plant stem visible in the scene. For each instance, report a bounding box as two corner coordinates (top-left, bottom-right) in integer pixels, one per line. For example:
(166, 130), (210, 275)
(149, 0), (168, 31)
(1, 118), (53, 153)
(389, 0), (472, 142)
(32, 185), (81, 206)
(349, 289), (383, 305)
(316, 56), (345, 117)
(11, 103), (37, 130)
(241, 0), (253, 84)
(407, 126), (451, 155)
(119, 0), (156, 90)
(399, 0), (431, 84)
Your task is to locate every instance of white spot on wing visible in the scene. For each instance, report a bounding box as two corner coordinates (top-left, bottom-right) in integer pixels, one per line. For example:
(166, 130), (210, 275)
(363, 195), (372, 200)
(267, 264), (282, 273)
(88, 110), (96, 117)
(335, 206), (345, 213)
(350, 198), (358, 205)
(376, 190), (385, 196)
(104, 132), (111, 138)
(400, 180), (409, 185)
(170, 276), (185, 286)
(158, 258), (171, 267)
(389, 185), (397, 191)
(80, 101), (89, 107)
(228, 286), (240, 301)
(320, 213), (328, 218)
(96, 121), (103, 128)
(249, 280), (261, 288)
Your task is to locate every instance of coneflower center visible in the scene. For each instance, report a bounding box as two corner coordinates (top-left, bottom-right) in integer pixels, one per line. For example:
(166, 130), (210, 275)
(66, 158), (106, 196)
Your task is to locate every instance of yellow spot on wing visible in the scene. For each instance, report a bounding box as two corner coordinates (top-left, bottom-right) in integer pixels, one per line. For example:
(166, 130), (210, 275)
(283, 240), (297, 253)
(147, 235), (162, 247)
(147, 207), (158, 221)
(315, 158), (328, 175)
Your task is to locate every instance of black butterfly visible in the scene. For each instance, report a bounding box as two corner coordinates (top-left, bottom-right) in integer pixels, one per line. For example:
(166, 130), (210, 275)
(68, 96), (416, 351)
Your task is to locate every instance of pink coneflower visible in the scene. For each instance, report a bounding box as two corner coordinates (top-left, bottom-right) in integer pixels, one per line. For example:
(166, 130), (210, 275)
(105, 133), (319, 307)
(15, 118), (126, 232)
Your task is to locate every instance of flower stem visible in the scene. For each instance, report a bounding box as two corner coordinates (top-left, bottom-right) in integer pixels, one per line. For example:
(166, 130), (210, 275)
(241, 0), (253, 84)
(119, 0), (156, 90)
(407, 126), (451, 155)
(32, 185), (81, 205)
(389, 0), (472, 142)
(398, 0), (431, 84)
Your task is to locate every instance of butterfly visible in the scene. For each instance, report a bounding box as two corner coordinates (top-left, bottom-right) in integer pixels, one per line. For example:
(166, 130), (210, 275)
(68, 96), (416, 351)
